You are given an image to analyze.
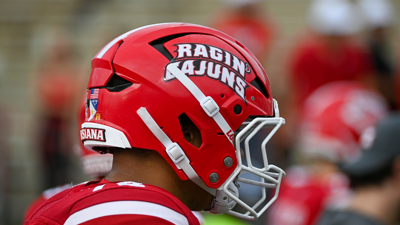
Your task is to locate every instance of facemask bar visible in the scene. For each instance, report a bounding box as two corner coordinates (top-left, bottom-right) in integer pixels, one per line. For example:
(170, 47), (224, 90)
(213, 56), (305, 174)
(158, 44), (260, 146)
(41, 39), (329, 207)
(223, 117), (286, 220)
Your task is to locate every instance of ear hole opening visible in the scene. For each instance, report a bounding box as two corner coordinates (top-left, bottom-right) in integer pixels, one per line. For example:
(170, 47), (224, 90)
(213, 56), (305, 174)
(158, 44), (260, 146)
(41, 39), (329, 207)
(178, 113), (202, 148)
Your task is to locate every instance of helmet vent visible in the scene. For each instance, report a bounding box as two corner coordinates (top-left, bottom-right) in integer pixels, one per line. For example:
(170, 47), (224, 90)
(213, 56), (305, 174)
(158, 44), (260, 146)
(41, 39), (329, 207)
(250, 77), (269, 99)
(105, 74), (133, 92)
(178, 113), (202, 148)
(150, 33), (190, 61)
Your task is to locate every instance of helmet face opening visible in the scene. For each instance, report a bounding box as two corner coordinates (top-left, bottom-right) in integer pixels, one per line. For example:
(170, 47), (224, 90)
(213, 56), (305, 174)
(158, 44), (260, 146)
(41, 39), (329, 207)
(81, 23), (285, 219)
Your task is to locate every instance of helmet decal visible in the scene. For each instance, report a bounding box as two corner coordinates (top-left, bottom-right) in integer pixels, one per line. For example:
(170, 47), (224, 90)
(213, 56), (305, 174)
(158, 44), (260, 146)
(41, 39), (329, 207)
(87, 88), (100, 121)
(164, 43), (251, 101)
(78, 95), (113, 178)
(80, 128), (106, 142)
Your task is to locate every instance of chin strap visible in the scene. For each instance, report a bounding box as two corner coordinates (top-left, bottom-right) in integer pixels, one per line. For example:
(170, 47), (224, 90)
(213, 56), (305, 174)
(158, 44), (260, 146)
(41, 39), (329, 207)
(209, 182), (239, 214)
(137, 107), (216, 196)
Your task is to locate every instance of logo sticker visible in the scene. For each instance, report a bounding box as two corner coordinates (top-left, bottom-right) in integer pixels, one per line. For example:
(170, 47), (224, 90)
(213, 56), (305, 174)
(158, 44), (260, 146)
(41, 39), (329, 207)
(81, 128), (106, 142)
(95, 112), (102, 120)
(87, 89), (99, 121)
(164, 43), (251, 101)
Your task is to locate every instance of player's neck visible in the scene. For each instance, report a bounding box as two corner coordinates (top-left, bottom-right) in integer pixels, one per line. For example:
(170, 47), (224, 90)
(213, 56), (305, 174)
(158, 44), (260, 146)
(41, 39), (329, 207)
(105, 150), (191, 203)
(106, 149), (176, 187)
(105, 149), (213, 211)
(349, 180), (399, 225)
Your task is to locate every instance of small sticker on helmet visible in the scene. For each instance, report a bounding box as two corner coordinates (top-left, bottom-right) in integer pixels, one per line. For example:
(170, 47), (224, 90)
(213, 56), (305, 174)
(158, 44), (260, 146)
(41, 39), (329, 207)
(86, 88), (100, 121)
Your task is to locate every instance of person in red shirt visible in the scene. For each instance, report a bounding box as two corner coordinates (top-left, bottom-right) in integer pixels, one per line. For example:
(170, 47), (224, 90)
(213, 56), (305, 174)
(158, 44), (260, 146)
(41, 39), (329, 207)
(34, 31), (84, 190)
(267, 81), (388, 225)
(290, 0), (373, 112)
(358, 0), (397, 110)
(25, 23), (286, 224)
(290, 37), (372, 109)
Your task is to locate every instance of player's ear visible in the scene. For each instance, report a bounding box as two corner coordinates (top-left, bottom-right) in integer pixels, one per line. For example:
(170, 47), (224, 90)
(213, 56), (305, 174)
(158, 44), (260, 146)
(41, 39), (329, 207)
(179, 114), (202, 148)
(183, 124), (203, 148)
(183, 130), (194, 145)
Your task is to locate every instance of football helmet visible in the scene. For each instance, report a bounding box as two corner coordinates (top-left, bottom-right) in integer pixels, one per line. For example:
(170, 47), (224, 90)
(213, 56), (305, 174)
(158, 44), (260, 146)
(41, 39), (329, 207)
(80, 23), (285, 219)
(77, 96), (112, 179)
(297, 81), (388, 162)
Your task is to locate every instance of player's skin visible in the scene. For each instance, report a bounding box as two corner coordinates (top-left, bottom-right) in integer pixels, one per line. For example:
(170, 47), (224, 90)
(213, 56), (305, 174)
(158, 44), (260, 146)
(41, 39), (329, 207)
(348, 158), (400, 225)
(105, 121), (214, 211)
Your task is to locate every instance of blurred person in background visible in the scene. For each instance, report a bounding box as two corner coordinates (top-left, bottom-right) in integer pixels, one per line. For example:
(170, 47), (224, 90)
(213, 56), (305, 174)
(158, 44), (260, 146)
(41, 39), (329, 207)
(358, 0), (397, 110)
(397, 75), (400, 109)
(267, 81), (388, 225)
(317, 113), (400, 225)
(289, 0), (373, 113)
(33, 30), (83, 190)
(23, 98), (113, 221)
(0, 105), (10, 224)
(282, 0), (375, 172)
(210, 0), (275, 65)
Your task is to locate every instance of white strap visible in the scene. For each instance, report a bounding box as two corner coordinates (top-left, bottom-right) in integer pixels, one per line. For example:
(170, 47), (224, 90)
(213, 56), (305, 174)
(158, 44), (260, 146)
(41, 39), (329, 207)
(137, 108), (173, 148)
(137, 107), (216, 196)
(167, 64), (234, 144)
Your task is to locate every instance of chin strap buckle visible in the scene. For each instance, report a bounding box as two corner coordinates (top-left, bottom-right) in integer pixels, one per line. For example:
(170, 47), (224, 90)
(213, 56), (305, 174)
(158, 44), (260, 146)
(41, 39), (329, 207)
(166, 143), (188, 169)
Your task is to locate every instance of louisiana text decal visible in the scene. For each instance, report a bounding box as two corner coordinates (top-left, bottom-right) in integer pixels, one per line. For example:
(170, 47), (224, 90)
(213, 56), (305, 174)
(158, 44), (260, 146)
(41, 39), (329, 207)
(81, 128), (106, 142)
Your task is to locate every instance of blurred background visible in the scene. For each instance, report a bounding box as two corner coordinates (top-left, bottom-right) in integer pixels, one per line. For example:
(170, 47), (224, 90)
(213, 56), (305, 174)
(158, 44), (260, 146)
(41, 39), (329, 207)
(1, 0), (400, 224)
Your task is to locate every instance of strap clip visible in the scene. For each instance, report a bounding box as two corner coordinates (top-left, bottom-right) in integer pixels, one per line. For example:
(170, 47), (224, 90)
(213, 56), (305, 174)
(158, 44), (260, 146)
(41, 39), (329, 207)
(166, 143), (187, 169)
(201, 96), (219, 117)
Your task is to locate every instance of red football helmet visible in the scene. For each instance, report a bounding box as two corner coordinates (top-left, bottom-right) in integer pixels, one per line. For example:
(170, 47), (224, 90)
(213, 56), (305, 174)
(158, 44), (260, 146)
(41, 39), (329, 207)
(297, 81), (388, 162)
(80, 23), (285, 219)
(77, 96), (112, 179)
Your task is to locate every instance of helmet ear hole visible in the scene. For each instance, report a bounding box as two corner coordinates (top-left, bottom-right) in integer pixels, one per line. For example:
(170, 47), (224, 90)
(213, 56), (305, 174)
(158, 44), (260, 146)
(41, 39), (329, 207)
(178, 113), (202, 148)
